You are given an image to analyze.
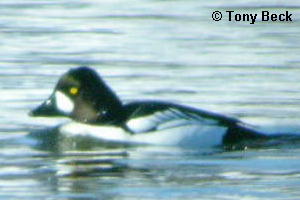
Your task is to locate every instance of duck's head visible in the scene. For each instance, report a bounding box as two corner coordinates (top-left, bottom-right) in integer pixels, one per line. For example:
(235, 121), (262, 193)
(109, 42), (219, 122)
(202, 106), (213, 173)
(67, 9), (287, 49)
(30, 66), (124, 125)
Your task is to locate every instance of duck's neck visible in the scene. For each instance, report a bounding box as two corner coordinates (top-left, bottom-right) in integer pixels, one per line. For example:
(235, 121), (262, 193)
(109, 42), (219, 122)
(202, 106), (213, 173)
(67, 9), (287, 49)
(74, 80), (126, 126)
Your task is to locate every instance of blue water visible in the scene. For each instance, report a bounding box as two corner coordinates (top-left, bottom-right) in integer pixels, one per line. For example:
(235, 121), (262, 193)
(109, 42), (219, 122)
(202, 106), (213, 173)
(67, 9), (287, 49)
(1, 0), (300, 199)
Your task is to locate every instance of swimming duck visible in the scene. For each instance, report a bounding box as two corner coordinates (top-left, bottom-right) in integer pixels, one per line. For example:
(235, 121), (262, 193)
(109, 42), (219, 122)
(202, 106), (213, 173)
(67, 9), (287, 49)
(30, 66), (267, 148)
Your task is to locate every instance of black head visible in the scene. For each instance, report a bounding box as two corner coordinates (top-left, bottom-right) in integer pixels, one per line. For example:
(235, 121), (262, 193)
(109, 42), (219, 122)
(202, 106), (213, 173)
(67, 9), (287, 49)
(30, 66), (125, 125)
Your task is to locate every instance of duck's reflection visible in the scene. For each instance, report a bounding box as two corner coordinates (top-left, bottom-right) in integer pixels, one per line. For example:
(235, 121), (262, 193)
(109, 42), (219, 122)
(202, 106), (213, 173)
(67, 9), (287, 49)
(25, 125), (300, 199)
(26, 126), (160, 199)
(28, 126), (150, 178)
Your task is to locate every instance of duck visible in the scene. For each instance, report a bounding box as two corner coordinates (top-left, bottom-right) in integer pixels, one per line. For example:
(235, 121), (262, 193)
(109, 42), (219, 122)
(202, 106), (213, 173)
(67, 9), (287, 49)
(30, 66), (268, 148)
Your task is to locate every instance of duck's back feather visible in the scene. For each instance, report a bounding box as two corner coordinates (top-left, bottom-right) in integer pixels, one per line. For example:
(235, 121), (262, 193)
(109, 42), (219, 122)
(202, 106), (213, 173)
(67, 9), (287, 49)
(124, 101), (239, 134)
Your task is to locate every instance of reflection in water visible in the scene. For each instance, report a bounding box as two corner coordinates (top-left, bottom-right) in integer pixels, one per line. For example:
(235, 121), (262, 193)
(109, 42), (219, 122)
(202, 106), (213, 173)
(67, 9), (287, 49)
(15, 127), (154, 199)
(0, 125), (299, 199)
(28, 127), (133, 177)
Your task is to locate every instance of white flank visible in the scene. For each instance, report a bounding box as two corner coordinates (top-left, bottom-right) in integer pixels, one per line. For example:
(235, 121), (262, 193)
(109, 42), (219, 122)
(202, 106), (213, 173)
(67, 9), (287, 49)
(55, 91), (74, 115)
(59, 122), (129, 141)
(59, 107), (229, 148)
(126, 117), (157, 133)
(59, 122), (227, 148)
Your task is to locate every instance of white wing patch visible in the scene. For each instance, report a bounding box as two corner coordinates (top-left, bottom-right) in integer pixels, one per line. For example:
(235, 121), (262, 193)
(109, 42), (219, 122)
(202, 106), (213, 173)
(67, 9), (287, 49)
(126, 108), (227, 147)
(55, 91), (74, 115)
(126, 108), (219, 133)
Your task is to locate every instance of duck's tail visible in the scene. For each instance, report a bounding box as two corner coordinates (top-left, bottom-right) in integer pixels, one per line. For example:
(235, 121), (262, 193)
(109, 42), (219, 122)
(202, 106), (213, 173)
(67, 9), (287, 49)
(223, 124), (300, 150)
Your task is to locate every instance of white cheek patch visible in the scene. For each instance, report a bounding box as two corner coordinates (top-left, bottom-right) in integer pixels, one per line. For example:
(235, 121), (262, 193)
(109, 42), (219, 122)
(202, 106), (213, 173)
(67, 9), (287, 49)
(54, 91), (74, 115)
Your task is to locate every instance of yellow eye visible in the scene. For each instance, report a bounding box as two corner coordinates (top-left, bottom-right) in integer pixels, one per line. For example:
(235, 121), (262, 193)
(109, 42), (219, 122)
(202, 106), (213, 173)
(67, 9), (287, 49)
(69, 87), (79, 95)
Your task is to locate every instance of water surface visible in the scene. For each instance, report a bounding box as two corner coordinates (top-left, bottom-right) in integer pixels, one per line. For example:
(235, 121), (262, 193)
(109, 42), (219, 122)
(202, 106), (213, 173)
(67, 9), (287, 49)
(1, 0), (300, 199)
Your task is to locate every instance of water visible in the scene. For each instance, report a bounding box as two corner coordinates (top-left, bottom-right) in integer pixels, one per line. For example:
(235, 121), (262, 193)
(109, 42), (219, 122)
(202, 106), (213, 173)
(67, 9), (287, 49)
(1, 0), (300, 199)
